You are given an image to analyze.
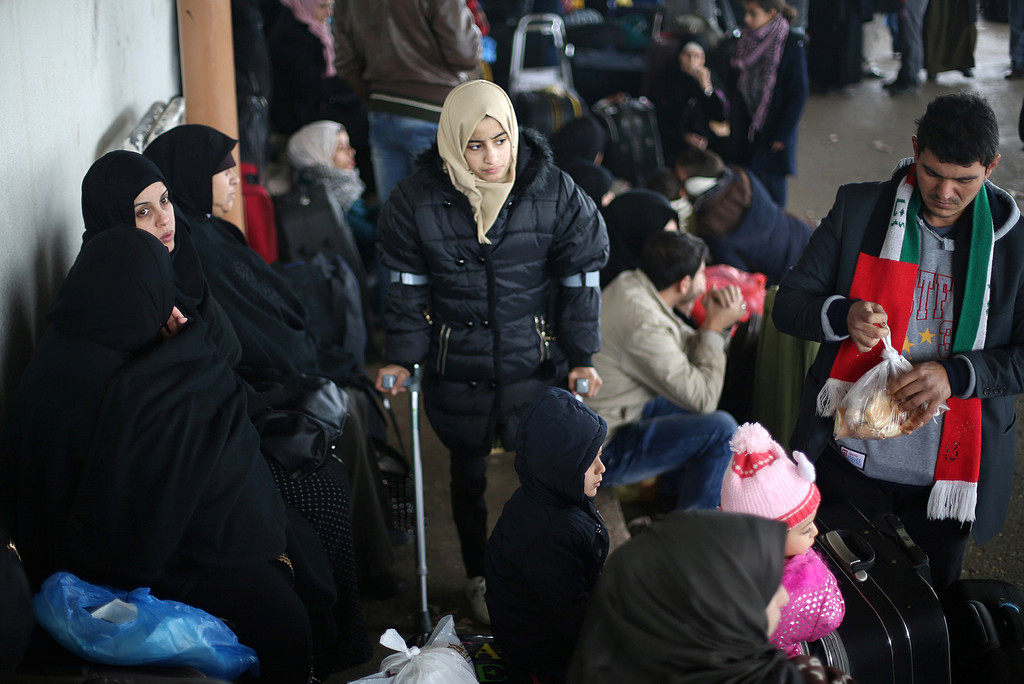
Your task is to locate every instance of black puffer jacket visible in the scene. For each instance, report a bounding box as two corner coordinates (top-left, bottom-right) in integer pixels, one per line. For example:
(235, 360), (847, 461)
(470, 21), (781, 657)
(485, 387), (609, 677)
(378, 129), (608, 452)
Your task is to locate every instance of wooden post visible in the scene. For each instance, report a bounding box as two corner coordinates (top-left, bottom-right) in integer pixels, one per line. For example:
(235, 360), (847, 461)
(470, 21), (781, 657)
(176, 0), (246, 234)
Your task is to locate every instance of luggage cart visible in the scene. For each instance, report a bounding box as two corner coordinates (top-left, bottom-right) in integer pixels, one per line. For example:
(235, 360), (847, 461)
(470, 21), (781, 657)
(381, 365), (432, 637)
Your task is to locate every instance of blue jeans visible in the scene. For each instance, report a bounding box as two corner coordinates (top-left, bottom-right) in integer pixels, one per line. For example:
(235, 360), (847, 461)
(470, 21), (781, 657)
(602, 397), (737, 510)
(1011, 0), (1024, 70)
(369, 111), (438, 204)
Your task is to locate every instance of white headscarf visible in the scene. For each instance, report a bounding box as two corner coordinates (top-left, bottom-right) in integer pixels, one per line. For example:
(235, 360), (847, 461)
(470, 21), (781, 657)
(287, 120), (365, 211)
(437, 80), (519, 244)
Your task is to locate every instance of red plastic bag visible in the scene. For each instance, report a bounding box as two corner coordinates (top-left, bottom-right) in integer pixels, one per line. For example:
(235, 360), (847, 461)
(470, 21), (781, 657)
(690, 264), (767, 329)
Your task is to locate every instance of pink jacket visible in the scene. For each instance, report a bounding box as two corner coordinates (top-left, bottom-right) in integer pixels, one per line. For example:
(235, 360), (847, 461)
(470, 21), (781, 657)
(771, 548), (846, 658)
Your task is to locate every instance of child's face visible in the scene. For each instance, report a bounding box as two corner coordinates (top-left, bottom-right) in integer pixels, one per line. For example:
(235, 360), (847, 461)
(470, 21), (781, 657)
(332, 131), (356, 171)
(584, 448), (606, 498)
(744, 3), (777, 31)
(765, 582), (789, 637)
(785, 512), (818, 557)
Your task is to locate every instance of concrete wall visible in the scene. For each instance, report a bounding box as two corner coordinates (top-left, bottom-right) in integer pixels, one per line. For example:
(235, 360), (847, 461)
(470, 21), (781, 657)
(0, 1), (180, 421)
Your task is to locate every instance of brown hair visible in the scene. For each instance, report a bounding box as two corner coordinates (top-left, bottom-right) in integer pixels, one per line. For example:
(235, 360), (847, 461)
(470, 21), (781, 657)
(744, 0), (798, 23)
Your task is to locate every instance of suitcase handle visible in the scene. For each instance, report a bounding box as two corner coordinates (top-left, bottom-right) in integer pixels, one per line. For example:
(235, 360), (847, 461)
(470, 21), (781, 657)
(824, 529), (876, 582)
(878, 514), (930, 569)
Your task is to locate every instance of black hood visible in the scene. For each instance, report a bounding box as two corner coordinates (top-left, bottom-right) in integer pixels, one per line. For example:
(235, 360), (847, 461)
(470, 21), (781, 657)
(514, 387), (607, 507)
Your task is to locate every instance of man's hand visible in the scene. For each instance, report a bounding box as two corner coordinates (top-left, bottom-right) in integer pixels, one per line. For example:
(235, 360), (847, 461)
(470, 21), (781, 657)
(375, 364), (411, 395)
(569, 366), (602, 397)
(847, 301), (889, 352)
(888, 361), (951, 433)
(701, 285), (745, 333)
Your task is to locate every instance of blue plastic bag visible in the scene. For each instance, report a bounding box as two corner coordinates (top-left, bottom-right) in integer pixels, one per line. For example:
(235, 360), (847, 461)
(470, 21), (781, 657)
(34, 572), (259, 680)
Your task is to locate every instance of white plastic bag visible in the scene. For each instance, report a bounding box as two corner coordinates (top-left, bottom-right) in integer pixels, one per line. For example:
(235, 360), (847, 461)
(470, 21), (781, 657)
(350, 615), (477, 684)
(833, 334), (916, 440)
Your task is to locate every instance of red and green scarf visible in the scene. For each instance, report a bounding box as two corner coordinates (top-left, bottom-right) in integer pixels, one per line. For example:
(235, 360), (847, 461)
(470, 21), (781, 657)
(816, 165), (992, 524)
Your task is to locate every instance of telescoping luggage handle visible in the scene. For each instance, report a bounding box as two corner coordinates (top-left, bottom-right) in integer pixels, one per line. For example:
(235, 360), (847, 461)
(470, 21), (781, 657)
(382, 365), (432, 638)
(824, 530), (877, 583)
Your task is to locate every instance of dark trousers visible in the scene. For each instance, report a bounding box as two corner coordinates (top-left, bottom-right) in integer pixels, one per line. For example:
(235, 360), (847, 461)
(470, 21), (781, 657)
(170, 562), (313, 682)
(816, 448), (971, 592)
(450, 449), (491, 578)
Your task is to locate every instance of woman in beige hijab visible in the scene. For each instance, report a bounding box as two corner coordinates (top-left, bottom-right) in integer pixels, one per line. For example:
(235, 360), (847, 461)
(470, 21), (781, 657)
(373, 80), (609, 625)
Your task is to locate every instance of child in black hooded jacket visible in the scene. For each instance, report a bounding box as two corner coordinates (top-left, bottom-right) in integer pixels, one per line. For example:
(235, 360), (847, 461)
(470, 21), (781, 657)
(485, 387), (609, 684)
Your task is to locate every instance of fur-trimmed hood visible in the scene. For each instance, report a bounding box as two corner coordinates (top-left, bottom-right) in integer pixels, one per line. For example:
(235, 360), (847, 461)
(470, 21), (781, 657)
(413, 126), (559, 201)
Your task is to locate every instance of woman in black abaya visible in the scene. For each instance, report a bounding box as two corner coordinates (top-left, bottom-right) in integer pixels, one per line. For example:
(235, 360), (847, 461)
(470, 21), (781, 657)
(142, 124), (362, 387)
(143, 124), (399, 614)
(81, 150), (241, 364)
(0, 227), (316, 681)
(77, 149), (375, 671)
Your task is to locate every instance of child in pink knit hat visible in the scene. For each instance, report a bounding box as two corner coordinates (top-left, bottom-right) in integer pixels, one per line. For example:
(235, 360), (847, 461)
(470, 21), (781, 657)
(720, 422), (845, 657)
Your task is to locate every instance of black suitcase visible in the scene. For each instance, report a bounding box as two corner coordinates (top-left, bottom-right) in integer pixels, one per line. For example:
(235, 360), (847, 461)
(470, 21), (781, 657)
(809, 502), (951, 683)
(513, 88), (585, 137)
(591, 94), (664, 186)
(942, 578), (1024, 682)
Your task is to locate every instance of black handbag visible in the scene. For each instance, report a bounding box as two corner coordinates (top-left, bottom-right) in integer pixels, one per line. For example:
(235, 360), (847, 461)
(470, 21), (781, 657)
(250, 374), (350, 481)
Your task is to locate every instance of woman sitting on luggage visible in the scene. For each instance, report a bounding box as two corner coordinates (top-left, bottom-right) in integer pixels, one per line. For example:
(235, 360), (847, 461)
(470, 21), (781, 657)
(0, 226), (322, 681)
(287, 119), (378, 271)
(567, 510), (857, 683)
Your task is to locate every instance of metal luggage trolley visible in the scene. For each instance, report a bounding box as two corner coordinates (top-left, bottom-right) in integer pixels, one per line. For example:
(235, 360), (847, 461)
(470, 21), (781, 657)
(381, 365), (431, 637)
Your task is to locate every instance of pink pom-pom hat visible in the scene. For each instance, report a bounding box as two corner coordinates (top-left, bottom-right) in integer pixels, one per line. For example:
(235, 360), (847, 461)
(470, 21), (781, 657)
(721, 422), (821, 529)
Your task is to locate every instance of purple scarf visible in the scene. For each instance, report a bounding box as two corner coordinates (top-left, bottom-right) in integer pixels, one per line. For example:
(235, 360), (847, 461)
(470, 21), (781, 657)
(732, 14), (790, 141)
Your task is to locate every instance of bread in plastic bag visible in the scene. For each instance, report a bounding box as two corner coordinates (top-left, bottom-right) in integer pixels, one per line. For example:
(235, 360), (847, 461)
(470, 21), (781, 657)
(833, 334), (945, 440)
(350, 614), (477, 684)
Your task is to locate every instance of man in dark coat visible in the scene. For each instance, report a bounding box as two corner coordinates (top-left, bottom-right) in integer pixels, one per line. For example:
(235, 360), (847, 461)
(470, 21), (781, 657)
(485, 387), (609, 684)
(774, 93), (1024, 591)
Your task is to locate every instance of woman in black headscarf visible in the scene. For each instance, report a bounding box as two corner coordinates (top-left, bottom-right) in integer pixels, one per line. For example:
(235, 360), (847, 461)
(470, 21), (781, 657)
(567, 510), (856, 683)
(142, 124), (362, 387)
(80, 150), (240, 364)
(599, 188), (680, 288)
(1, 226), (316, 681)
(144, 123), (394, 643)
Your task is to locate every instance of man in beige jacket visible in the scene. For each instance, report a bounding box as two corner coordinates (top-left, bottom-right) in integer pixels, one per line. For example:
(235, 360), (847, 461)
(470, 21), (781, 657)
(587, 231), (745, 511)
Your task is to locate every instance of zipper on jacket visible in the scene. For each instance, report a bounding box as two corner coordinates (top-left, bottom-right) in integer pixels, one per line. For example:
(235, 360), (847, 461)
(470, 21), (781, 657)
(436, 323), (451, 375)
(533, 314), (550, 362)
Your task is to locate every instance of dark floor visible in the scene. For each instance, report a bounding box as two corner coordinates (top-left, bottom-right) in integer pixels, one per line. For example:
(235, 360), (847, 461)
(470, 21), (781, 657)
(332, 15), (1024, 683)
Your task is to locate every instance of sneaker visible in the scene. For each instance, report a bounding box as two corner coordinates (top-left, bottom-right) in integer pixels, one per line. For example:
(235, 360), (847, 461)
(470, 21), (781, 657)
(1005, 68), (1024, 80)
(888, 80), (921, 96)
(466, 576), (490, 625)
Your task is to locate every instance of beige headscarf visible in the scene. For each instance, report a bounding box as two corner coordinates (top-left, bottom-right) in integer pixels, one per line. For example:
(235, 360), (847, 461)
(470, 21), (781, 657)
(437, 80), (519, 244)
